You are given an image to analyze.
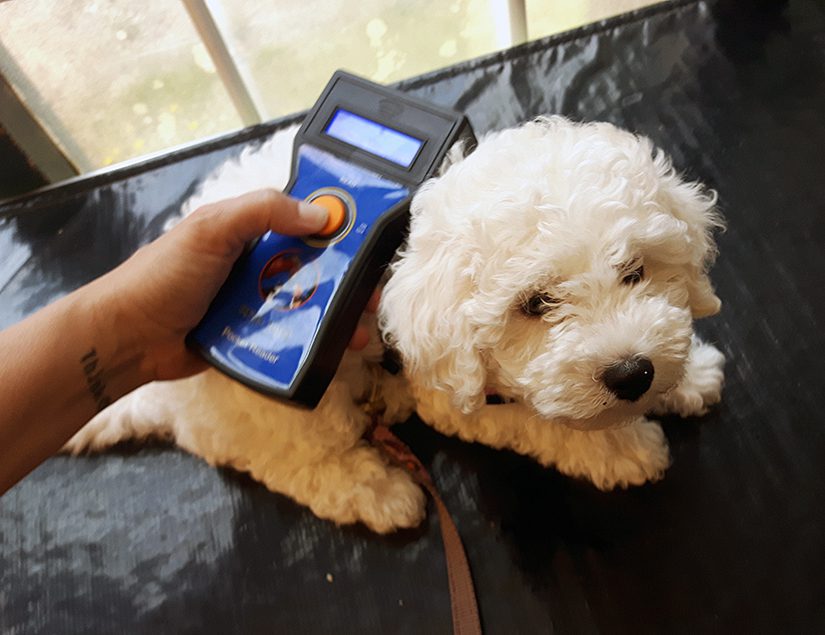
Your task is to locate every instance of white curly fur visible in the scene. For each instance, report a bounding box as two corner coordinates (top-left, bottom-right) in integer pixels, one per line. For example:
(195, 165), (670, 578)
(65, 117), (725, 533)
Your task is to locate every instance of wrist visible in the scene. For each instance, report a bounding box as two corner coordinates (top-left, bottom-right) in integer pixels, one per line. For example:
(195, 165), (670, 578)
(78, 273), (155, 392)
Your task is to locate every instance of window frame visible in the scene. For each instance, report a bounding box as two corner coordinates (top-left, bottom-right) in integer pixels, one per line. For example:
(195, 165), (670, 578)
(0, 0), (528, 185)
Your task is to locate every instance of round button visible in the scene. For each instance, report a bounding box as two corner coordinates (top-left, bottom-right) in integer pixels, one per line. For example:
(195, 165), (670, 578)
(311, 194), (347, 237)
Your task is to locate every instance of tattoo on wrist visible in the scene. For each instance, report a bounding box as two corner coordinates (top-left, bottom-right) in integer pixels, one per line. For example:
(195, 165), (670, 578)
(81, 349), (113, 412)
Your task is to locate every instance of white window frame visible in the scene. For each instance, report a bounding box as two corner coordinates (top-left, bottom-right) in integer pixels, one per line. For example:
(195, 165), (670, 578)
(0, 0), (529, 182)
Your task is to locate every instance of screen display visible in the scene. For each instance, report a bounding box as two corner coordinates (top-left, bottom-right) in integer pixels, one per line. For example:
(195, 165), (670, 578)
(324, 108), (423, 168)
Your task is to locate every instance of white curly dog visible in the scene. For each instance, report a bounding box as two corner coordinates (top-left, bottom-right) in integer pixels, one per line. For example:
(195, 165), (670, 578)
(66, 117), (725, 533)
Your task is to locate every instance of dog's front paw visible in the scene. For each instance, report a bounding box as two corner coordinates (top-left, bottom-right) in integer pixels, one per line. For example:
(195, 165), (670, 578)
(594, 438), (671, 491)
(377, 372), (417, 425)
(288, 445), (427, 534)
(555, 419), (671, 490)
(654, 340), (725, 418)
(327, 464), (426, 534)
(358, 465), (427, 533)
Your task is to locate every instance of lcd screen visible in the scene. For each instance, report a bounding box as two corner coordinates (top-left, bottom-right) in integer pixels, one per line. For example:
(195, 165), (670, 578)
(324, 109), (423, 168)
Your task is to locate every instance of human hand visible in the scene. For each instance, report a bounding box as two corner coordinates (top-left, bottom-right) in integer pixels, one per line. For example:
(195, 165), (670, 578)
(93, 189), (375, 382)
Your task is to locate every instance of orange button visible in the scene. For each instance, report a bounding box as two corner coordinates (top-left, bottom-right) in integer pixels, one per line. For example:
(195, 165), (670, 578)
(311, 194), (347, 237)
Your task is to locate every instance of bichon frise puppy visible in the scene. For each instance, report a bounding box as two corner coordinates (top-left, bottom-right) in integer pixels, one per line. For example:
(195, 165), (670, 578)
(66, 116), (725, 533)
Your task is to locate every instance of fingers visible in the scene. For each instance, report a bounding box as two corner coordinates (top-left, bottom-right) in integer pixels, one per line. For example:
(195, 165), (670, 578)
(348, 326), (370, 351)
(245, 189), (328, 235)
(349, 289), (382, 350)
(185, 190), (383, 355)
(366, 288), (381, 313)
(193, 189), (328, 253)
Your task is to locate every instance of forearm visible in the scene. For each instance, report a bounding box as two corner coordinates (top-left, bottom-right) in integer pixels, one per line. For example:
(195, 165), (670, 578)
(0, 273), (151, 494)
(0, 190), (329, 495)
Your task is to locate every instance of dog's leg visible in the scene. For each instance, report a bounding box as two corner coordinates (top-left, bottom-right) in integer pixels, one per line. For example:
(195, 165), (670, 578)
(375, 371), (417, 425)
(255, 440), (426, 534)
(63, 380), (179, 453)
(67, 367), (424, 533)
(538, 417), (671, 490)
(178, 375), (425, 534)
(414, 386), (670, 490)
(652, 335), (725, 418)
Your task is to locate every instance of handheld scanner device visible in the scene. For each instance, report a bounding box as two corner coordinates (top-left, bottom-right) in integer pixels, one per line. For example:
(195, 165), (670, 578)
(188, 71), (475, 407)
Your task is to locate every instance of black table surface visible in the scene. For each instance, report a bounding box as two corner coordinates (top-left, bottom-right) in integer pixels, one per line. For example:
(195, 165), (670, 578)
(2, 1), (824, 632)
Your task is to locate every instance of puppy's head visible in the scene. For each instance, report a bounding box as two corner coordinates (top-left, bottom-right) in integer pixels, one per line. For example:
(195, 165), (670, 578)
(380, 117), (722, 429)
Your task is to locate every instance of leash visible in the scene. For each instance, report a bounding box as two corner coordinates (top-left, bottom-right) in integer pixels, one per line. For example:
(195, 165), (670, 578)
(367, 419), (483, 635)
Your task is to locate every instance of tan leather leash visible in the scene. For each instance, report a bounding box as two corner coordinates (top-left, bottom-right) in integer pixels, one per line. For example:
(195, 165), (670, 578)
(367, 419), (483, 635)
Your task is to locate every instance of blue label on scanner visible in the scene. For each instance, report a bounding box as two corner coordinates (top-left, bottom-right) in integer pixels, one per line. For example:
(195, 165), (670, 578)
(190, 144), (410, 391)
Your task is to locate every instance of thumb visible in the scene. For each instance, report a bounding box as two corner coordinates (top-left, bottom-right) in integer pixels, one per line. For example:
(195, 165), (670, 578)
(206, 189), (328, 251)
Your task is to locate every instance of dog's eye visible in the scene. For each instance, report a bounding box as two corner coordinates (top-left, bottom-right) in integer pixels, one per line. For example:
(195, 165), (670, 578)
(621, 265), (645, 286)
(520, 293), (558, 316)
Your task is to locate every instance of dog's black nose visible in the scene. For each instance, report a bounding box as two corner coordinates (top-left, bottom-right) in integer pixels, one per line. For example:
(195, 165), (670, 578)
(603, 357), (654, 402)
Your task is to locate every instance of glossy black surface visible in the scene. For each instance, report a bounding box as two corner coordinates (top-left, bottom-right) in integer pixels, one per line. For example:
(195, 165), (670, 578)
(3, 0), (825, 632)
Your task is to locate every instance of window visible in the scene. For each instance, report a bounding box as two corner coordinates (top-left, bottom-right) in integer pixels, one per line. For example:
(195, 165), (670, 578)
(0, 1), (241, 171)
(527, 0), (658, 40)
(0, 0), (656, 176)
(210, 0), (500, 120)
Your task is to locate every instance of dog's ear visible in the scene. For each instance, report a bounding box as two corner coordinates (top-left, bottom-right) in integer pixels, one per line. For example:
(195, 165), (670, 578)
(379, 179), (488, 414)
(686, 268), (722, 318)
(654, 150), (724, 318)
